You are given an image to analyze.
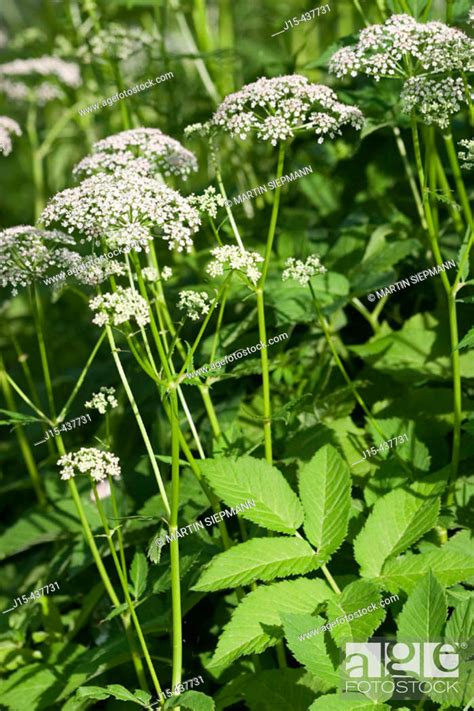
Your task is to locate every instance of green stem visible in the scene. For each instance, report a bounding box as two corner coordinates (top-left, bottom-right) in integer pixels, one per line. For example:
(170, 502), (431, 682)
(105, 325), (171, 518)
(0, 364), (47, 506)
(255, 143), (286, 463)
(351, 297), (381, 334)
(411, 117), (462, 495)
(256, 288), (272, 463)
(93, 484), (160, 695)
(169, 390), (182, 689)
(446, 0), (453, 23)
(443, 132), (473, 227)
(30, 286), (57, 419)
(391, 124), (426, 229)
(57, 331), (106, 422)
(321, 564), (342, 595)
(26, 104), (45, 221)
(435, 154), (464, 233)
(109, 475), (128, 579)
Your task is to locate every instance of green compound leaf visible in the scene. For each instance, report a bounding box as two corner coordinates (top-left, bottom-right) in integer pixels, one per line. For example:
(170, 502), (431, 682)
(130, 551), (148, 599)
(281, 612), (339, 690)
(199, 456), (303, 534)
(163, 691), (214, 710)
(298, 444), (351, 562)
(379, 531), (474, 593)
(309, 694), (391, 710)
(325, 580), (387, 646)
(445, 597), (474, 645)
(457, 326), (474, 350)
(193, 537), (319, 592)
(209, 578), (334, 670)
(353, 484), (440, 578)
(397, 571), (447, 643)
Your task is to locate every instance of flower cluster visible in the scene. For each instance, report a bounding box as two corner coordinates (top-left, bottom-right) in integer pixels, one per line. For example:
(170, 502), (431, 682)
(85, 386), (118, 414)
(140, 267), (159, 283)
(73, 128), (198, 181)
(0, 225), (76, 294)
(0, 116), (21, 156)
(41, 172), (201, 253)
(207, 245), (264, 285)
(57, 447), (121, 482)
(67, 255), (126, 286)
(188, 186), (226, 218)
(458, 139), (474, 170)
(208, 75), (363, 145)
(177, 289), (212, 321)
(0, 55), (81, 104)
(400, 76), (467, 129)
(329, 14), (474, 81)
(89, 287), (150, 328)
(282, 255), (326, 286)
(84, 24), (154, 62)
(161, 266), (173, 281)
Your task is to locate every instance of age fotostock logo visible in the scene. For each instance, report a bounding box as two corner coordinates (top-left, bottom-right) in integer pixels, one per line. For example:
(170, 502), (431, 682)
(343, 640), (460, 700)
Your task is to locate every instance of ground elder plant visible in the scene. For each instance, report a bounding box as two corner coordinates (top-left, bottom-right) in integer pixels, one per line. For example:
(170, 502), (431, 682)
(0, 2), (472, 711)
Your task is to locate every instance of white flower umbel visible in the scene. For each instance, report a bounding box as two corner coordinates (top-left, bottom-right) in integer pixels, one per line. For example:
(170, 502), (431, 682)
(161, 266), (173, 281)
(90, 287), (150, 328)
(207, 245), (264, 286)
(141, 266), (159, 283)
(87, 24), (154, 61)
(177, 289), (212, 321)
(85, 386), (118, 414)
(73, 128), (198, 180)
(0, 116), (21, 156)
(69, 256), (126, 286)
(329, 14), (474, 81)
(209, 75), (364, 145)
(41, 171), (201, 253)
(57, 447), (121, 482)
(468, 8), (474, 26)
(458, 138), (474, 170)
(0, 225), (76, 294)
(401, 76), (468, 129)
(188, 186), (226, 218)
(282, 255), (327, 286)
(0, 55), (81, 104)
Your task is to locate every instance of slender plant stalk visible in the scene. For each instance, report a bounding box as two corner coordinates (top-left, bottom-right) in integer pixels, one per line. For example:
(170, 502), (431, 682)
(443, 132), (473, 227)
(411, 117), (463, 494)
(105, 325), (171, 518)
(26, 104), (45, 221)
(0, 363), (47, 506)
(108, 475), (128, 579)
(391, 125), (427, 229)
(256, 143), (286, 463)
(169, 389), (183, 690)
(93, 484), (162, 696)
(57, 331), (106, 422)
(30, 286), (57, 418)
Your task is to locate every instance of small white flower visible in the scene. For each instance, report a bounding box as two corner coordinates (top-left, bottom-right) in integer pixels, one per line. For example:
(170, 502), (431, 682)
(458, 138), (474, 170)
(282, 254), (326, 286)
(207, 245), (264, 286)
(85, 23), (155, 62)
(400, 76), (467, 128)
(90, 287), (150, 328)
(161, 266), (173, 281)
(329, 14), (473, 81)
(85, 386), (118, 414)
(188, 186), (225, 218)
(57, 447), (121, 482)
(0, 116), (21, 156)
(210, 74), (363, 145)
(0, 225), (76, 294)
(0, 55), (81, 104)
(73, 128), (198, 181)
(41, 172), (201, 253)
(140, 266), (159, 283)
(177, 289), (212, 321)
